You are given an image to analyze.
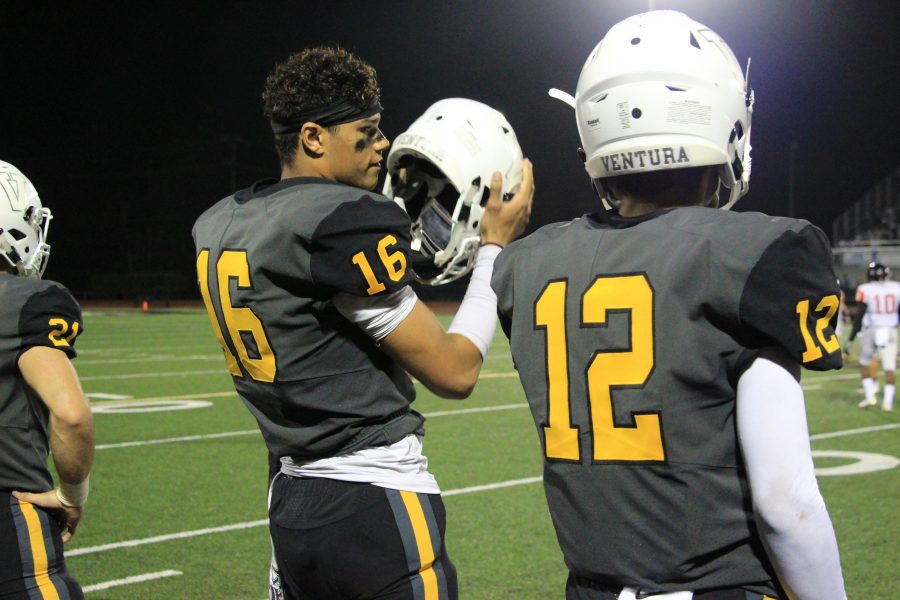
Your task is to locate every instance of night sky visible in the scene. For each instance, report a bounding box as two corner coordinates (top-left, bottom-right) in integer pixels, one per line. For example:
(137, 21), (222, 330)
(4, 1), (899, 299)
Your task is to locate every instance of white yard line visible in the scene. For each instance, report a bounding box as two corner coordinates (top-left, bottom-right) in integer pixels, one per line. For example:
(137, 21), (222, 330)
(422, 403), (526, 418)
(78, 354), (219, 366)
(804, 372), (863, 384)
(479, 371), (520, 379)
(96, 430), (259, 450)
(81, 369), (225, 381)
(443, 477), (543, 496)
(90, 391), (236, 407)
(810, 423), (900, 440)
(95, 403), (528, 450)
(68, 521), (269, 557)
(83, 570), (182, 593)
(67, 476), (544, 558)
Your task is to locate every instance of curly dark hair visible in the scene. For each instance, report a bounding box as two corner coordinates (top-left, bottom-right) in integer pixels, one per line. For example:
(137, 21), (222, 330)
(262, 46), (381, 166)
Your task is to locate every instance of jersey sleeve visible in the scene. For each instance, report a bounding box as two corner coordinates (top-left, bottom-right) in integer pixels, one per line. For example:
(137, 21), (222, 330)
(309, 195), (417, 297)
(17, 284), (84, 359)
(737, 224), (842, 371)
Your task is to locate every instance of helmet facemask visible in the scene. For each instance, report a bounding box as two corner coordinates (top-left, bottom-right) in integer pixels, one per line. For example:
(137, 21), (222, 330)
(390, 156), (470, 282)
(384, 98), (523, 285)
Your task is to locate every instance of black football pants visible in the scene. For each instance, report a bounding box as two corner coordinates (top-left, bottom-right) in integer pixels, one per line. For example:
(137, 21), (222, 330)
(269, 474), (457, 600)
(0, 492), (83, 600)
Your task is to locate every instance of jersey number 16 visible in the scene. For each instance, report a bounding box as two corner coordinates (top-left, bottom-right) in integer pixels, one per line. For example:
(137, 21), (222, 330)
(196, 249), (277, 382)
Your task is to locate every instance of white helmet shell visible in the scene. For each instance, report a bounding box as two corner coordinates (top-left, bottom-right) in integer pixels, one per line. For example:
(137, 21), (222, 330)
(575, 11), (753, 209)
(0, 161), (52, 278)
(384, 98), (523, 284)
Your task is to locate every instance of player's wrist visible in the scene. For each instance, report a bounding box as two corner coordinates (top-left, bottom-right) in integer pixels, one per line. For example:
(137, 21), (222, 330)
(476, 244), (502, 261)
(448, 245), (500, 358)
(56, 475), (90, 507)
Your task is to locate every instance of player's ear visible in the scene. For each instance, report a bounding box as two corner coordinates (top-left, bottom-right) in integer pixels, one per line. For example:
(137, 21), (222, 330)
(299, 122), (327, 157)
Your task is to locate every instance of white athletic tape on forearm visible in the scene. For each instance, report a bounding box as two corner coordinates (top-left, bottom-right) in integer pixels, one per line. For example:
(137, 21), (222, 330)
(333, 286), (418, 341)
(447, 245), (502, 358)
(57, 475), (90, 507)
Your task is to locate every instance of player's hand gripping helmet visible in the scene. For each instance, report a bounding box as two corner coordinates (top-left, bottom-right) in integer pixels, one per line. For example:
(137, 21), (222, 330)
(867, 262), (889, 281)
(0, 161), (52, 278)
(551, 10), (753, 210)
(384, 98), (523, 285)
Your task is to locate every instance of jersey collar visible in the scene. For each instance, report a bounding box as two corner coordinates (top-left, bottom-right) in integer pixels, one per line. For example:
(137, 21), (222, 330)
(234, 176), (351, 203)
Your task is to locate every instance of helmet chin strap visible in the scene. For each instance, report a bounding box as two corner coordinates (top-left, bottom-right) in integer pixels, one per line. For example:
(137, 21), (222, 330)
(577, 146), (619, 217)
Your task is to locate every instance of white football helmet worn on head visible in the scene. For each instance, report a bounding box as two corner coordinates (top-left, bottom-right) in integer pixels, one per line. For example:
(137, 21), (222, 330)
(384, 98), (523, 285)
(0, 161), (52, 278)
(556, 10), (753, 210)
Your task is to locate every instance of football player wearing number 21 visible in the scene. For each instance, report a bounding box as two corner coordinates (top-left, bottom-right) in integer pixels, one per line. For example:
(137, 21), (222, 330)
(0, 161), (94, 600)
(492, 11), (847, 600)
(192, 46), (533, 600)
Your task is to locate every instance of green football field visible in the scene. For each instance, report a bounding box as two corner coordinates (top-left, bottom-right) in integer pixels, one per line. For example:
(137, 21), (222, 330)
(60, 309), (898, 599)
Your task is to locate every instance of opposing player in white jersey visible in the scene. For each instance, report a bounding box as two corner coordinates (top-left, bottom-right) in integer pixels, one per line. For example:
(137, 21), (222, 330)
(848, 262), (900, 410)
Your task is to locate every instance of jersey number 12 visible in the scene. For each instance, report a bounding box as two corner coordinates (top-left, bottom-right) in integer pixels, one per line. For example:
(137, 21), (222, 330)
(535, 274), (665, 463)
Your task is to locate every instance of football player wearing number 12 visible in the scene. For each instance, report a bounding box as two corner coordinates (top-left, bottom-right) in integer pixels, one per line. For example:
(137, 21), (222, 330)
(492, 11), (846, 600)
(192, 46), (533, 600)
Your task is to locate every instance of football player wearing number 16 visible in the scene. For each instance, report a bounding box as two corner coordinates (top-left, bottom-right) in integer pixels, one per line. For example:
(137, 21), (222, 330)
(192, 46), (533, 600)
(492, 11), (846, 600)
(0, 161), (93, 600)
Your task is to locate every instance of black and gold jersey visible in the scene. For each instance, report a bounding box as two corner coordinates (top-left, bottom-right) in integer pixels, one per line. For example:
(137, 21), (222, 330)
(491, 206), (842, 596)
(0, 276), (82, 493)
(192, 177), (423, 461)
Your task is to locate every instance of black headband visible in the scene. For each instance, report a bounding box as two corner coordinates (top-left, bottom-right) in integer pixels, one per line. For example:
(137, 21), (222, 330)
(269, 99), (383, 135)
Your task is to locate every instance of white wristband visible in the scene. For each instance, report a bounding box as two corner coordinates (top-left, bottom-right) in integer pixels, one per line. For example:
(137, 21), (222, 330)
(447, 245), (502, 358)
(56, 475), (90, 507)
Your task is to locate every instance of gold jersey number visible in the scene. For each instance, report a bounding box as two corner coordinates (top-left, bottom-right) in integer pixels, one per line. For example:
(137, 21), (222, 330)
(535, 275), (665, 463)
(47, 318), (80, 347)
(351, 234), (407, 295)
(196, 249), (276, 382)
(795, 295), (840, 363)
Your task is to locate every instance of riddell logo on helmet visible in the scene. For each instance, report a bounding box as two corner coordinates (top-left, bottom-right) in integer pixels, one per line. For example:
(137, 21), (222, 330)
(600, 147), (690, 172)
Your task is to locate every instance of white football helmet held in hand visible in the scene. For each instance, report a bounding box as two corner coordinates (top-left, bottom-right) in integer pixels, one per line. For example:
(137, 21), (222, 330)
(384, 98), (523, 285)
(555, 10), (753, 210)
(0, 161), (52, 278)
